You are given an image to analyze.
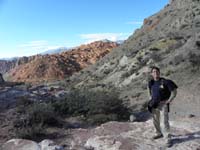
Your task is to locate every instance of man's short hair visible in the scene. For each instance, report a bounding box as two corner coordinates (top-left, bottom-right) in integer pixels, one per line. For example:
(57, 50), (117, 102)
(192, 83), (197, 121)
(151, 66), (160, 73)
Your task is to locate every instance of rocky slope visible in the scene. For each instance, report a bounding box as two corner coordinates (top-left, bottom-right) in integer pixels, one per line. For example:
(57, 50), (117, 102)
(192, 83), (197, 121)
(0, 59), (17, 74)
(67, 0), (200, 118)
(0, 56), (40, 74)
(4, 41), (118, 83)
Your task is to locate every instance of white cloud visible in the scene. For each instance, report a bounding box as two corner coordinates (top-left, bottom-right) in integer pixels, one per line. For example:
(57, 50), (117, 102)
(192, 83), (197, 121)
(126, 21), (143, 25)
(79, 33), (130, 44)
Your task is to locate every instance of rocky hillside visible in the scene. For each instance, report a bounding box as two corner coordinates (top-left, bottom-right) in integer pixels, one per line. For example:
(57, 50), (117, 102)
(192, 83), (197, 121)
(0, 55), (52, 74)
(5, 41), (119, 83)
(0, 59), (17, 74)
(67, 0), (200, 117)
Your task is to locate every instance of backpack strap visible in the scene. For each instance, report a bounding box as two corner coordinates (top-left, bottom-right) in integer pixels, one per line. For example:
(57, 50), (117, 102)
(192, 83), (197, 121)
(148, 79), (154, 96)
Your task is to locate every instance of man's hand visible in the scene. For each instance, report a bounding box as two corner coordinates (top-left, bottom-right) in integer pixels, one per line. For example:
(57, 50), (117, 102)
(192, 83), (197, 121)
(159, 100), (170, 105)
(165, 89), (177, 104)
(165, 99), (172, 104)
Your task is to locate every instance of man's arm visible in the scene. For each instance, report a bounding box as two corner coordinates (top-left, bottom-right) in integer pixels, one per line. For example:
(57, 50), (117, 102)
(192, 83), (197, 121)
(147, 86), (152, 100)
(166, 89), (177, 104)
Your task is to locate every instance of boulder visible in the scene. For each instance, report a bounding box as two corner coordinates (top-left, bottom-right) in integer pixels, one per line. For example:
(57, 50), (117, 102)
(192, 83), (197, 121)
(1, 139), (64, 150)
(1, 139), (40, 150)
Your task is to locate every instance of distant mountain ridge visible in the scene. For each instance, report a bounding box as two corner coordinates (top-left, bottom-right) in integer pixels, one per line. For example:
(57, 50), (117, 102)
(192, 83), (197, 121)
(40, 47), (69, 55)
(3, 40), (119, 83)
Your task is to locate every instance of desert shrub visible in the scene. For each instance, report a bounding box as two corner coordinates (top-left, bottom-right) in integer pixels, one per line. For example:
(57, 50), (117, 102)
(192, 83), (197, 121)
(150, 52), (162, 62)
(27, 103), (61, 126)
(173, 54), (184, 65)
(14, 88), (130, 137)
(52, 89), (89, 116)
(121, 67), (137, 78)
(164, 69), (174, 76)
(14, 101), (61, 140)
(14, 122), (45, 140)
(16, 96), (34, 114)
(52, 88), (130, 124)
(188, 52), (200, 70)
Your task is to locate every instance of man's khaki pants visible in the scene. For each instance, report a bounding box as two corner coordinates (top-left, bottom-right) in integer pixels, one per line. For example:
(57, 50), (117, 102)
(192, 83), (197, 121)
(152, 103), (171, 141)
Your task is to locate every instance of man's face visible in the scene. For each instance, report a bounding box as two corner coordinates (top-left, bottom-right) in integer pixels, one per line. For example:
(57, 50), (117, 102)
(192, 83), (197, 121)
(151, 69), (160, 80)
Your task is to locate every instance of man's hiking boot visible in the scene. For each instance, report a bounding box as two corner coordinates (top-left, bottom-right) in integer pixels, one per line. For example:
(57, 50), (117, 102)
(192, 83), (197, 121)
(151, 134), (163, 140)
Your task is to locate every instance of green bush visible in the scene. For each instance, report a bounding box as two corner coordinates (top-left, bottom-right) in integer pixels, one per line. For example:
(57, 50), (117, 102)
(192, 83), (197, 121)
(14, 88), (130, 139)
(16, 96), (33, 114)
(14, 101), (61, 140)
(14, 122), (45, 140)
(52, 88), (130, 124)
(52, 89), (89, 116)
(27, 103), (60, 126)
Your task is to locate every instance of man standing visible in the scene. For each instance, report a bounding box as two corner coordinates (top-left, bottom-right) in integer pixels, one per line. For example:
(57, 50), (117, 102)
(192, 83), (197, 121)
(148, 66), (178, 148)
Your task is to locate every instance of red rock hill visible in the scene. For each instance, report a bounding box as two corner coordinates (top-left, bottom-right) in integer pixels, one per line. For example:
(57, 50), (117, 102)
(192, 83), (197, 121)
(8, 41), (119, 83)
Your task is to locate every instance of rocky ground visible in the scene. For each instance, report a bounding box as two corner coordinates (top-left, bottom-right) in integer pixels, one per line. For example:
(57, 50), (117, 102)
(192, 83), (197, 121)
(1, 116), (200, 150)
(0, 82), (68, 109)
(1, 81), (199, 150)
(67, 117), (200, 150)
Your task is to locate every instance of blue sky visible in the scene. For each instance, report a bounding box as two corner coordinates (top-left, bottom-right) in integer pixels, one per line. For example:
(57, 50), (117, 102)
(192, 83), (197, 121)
(0, 0), (168, 58)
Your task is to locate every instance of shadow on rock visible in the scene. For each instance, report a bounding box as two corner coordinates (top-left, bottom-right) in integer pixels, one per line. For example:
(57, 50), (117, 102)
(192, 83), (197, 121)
(172, 131), (200, 145)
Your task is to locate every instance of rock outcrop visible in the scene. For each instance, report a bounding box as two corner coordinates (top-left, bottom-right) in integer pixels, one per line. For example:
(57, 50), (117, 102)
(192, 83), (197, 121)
(0, 81), (69, 112)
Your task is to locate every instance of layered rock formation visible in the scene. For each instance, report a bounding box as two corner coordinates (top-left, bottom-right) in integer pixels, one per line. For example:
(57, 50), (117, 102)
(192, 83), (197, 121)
(5, 41), (118, 83)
